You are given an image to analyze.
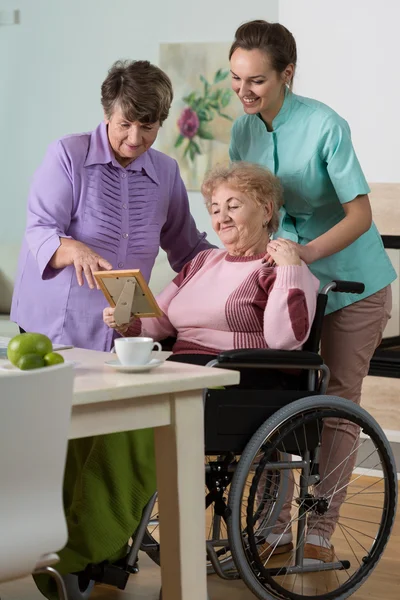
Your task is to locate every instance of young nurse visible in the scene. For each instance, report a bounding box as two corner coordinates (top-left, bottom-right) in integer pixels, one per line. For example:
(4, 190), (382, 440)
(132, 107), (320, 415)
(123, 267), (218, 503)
(229, 19), (396, 560)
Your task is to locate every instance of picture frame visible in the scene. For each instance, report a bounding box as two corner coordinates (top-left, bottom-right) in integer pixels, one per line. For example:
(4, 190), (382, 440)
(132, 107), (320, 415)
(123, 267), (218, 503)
(94, 270), (163, 323)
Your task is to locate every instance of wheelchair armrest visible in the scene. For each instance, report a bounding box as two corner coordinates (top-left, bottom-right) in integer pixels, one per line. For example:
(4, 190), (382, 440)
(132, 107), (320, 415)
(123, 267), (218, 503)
(322, 280), (365, 295)
(215, 348), (323, 368)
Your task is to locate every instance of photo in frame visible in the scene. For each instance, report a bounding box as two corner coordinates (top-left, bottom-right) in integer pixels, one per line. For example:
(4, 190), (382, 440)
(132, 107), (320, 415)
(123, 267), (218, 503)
(94, 270), (162, 325)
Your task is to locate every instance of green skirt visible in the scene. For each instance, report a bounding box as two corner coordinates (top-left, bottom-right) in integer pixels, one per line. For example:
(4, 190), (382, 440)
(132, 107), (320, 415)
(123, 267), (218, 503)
(35, 429), (156, 599)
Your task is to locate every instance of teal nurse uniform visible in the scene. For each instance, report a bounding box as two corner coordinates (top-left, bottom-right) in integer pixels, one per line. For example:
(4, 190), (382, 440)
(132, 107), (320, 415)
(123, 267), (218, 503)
(229, 91), (396, 314)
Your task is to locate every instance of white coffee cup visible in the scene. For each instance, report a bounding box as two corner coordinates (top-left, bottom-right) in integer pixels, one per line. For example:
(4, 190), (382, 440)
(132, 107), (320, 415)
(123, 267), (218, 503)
(114, 337), (162, 366)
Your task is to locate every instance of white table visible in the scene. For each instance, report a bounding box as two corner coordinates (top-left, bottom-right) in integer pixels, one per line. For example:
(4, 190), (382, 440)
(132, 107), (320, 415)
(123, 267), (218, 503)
(1, 347), (239, 600)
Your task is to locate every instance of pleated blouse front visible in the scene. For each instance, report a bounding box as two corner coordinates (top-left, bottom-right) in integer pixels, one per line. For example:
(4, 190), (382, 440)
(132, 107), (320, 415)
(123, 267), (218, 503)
(11, 123), (210, 350)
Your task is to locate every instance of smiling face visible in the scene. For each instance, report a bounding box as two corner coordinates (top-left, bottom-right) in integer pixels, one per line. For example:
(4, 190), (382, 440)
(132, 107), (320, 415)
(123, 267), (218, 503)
(105, 104), (160, 167)
(230, 48), (293, 124)
(210, 184), (272, 255)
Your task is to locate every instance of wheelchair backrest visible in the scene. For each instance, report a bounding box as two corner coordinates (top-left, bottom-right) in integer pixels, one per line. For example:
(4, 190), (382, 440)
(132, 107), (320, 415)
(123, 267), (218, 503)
(302, 293), (328, 354)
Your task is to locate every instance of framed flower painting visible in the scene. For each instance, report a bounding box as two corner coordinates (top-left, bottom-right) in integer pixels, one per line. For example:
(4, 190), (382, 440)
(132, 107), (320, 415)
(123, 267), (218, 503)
(158, 42), (242, 190)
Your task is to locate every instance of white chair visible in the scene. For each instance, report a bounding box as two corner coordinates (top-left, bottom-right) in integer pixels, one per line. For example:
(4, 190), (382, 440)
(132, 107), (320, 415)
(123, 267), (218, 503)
(0, 362), (74, 599)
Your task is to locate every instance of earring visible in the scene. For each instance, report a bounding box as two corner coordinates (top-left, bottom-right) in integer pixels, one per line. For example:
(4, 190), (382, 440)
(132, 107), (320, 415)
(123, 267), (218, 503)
(263, 221), (269, 228)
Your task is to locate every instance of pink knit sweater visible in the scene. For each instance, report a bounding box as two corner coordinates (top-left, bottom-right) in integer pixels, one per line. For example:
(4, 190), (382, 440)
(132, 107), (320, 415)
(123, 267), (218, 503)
(127, 249), (320, 355)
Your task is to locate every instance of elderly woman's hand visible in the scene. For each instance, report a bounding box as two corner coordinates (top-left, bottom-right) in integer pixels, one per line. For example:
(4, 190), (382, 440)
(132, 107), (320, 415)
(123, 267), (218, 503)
(103, 307), (132, 334)
(266, 239), (302, 267)
(71, 242), (113, 289)
(265, 238), (318, 265)
(50, 238), (113, 289)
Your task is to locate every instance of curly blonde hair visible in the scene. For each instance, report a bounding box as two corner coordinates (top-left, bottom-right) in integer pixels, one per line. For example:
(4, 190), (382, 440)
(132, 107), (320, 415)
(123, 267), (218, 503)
(201, 162), (283, 233)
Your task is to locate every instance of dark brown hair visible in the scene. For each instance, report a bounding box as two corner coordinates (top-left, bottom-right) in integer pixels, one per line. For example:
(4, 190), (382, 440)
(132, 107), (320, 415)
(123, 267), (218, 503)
(101, 60), (173, 125)
(201, 162), (283, 234)
(229, 20), (297, 86)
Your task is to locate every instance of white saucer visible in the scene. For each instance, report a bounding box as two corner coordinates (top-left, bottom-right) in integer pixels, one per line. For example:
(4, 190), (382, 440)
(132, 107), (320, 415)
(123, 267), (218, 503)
(104, 358), (164, 373)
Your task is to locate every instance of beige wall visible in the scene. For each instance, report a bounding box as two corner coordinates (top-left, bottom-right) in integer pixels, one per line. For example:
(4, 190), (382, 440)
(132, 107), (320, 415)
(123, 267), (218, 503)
(369, 184), (400, 338)
(369, 184), (400, 236)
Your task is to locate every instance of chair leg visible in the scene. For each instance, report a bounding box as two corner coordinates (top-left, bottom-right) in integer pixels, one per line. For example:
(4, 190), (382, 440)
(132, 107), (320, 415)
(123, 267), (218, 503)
(34, 565), (68, 600)
(160, 588), (211, 600)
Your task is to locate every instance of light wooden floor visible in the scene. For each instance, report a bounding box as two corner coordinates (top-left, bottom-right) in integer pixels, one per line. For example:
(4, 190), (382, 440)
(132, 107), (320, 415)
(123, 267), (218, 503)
(0, 492), (399, 600)
(1, 479), (399, 600)
(1, 376), (399, 600)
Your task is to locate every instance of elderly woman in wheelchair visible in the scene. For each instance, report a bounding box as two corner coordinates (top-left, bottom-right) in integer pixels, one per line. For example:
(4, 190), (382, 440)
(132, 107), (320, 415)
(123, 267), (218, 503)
(104, 161), (319, 361)
(101, 161), (398, 600)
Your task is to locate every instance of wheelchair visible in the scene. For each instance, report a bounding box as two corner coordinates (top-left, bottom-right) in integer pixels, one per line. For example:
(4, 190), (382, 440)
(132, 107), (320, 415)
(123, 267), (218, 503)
(62, 280), (398, 600)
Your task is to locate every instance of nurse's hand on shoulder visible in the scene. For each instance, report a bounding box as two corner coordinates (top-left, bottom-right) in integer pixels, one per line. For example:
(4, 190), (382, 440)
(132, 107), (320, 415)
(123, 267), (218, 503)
(103, 307), (134, 335)
(264, 238), (315, 266)
(266, 239), (302, 267)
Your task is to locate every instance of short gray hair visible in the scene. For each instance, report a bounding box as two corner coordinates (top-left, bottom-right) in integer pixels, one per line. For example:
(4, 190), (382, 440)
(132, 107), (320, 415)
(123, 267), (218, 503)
(101, 60), (173, 125)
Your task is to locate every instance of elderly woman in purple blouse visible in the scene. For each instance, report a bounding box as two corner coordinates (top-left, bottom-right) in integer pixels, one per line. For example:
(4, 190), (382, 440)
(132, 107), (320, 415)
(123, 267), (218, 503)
(11, 59), (211, 351)
(14, 60), (212, 598)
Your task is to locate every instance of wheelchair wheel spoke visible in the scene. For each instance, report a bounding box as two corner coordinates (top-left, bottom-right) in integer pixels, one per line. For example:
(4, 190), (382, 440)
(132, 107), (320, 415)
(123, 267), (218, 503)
(226, 398), (397, 600)
(337, 522), (366, 562)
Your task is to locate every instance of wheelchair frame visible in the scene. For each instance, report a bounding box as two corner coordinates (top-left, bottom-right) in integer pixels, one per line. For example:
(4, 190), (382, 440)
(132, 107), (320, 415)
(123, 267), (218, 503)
(62, 280), (398, 600)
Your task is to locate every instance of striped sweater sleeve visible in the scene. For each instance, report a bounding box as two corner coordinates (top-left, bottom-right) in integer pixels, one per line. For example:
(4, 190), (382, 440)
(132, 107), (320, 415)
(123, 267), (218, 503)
(261, 263), (319, 350)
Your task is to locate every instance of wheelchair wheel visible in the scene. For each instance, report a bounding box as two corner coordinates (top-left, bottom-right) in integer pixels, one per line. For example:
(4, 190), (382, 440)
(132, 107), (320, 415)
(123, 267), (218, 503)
(61, 573), (95, 600)
(144, 456), (238, 574)
(227, 395), (398, 600)
(144, 454), (288, 577)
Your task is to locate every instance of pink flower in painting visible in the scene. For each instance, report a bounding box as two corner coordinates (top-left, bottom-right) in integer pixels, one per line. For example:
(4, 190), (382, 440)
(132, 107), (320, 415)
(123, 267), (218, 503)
(177, 108), (200, 139)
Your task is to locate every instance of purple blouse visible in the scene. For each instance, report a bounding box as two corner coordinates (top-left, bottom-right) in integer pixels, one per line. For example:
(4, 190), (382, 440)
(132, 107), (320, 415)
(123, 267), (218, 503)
(11, 123), (212, 351)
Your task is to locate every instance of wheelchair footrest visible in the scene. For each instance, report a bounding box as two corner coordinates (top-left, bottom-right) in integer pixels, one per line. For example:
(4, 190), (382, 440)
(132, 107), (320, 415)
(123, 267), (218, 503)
(265, 559), (350, 576)
(86, 559), (138, 589)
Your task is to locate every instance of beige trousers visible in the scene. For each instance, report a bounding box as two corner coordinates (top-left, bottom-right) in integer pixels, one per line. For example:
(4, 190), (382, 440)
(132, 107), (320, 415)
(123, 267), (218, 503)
(276, 285), (392, 539)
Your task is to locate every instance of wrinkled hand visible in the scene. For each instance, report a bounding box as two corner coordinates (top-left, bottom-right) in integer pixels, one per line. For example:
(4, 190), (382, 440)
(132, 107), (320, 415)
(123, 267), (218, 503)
(103, 307), (133, 334)
(266, 238), (302, 267)
(70, 241), (113, 289)
(263, 238), (317, 265)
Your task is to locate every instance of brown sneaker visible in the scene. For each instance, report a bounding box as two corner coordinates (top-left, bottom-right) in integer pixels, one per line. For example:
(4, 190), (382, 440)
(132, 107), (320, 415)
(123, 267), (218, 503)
(303, 543), (335, 562)
(258, 540), (294, 558)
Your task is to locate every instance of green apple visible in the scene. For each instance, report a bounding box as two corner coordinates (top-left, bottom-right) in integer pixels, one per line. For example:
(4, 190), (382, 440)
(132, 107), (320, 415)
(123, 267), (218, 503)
(17, 354), (46, 370)
(7, 333), (53, 367)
